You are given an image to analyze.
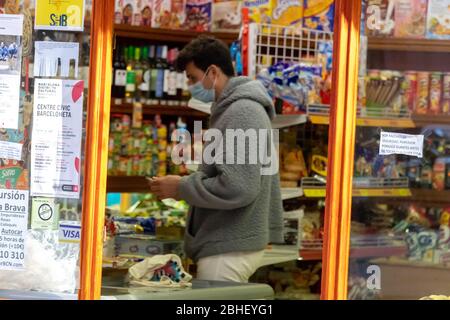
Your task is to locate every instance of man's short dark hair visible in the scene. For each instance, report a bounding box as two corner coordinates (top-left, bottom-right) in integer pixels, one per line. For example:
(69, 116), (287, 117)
(176, 36), (235, 77)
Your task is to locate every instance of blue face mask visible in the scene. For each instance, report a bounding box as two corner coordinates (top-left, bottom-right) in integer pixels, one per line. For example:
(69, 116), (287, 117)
(188, 69), (216, 103)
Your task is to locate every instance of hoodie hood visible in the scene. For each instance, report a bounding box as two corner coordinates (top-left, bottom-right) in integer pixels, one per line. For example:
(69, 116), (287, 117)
(211, 76), (275, 122)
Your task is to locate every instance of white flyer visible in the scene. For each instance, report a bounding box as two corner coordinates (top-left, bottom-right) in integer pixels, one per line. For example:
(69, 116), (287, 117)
(31, 79), (84, 199)
(379, 131), (424, 158)
(0, 14), (24, 130)
(0, 189), (29, 271)
(0, 140), (22, 161)
(34, 41), (79, 78)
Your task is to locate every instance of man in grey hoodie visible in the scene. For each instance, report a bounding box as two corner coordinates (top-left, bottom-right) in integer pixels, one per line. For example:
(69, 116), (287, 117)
(149, 36), (284, 283)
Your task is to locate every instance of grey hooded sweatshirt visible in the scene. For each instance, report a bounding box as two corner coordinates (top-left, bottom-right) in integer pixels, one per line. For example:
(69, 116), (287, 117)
(178, 76), (284, 262)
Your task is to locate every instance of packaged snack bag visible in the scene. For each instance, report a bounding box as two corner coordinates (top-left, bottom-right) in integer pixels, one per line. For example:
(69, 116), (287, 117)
(366, 0), (395, 37)
(303, 0), (335, 33)
(271, 0), (304, 32)
(184, 0), (212, 32)
(426, 0), (450, 40)
(212, 0), (242, 32)
(433, 158), (446, 191)
(394, 0), (427, 39)
(152, 0), (171, 29)
(243, 0), (272, 25)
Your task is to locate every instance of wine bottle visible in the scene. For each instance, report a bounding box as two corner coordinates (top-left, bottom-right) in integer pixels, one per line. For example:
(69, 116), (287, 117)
(125, 46), (136, 104)
(134, 46), (144, 103)
(112, 46), (127, 105)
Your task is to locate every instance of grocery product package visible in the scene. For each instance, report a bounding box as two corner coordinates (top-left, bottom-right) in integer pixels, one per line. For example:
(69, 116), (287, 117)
(271, 0), (304, 33)
(426, 0), (450, 39)
(152, 0), (186, 29)
(212, 0), (242, 32)
(394, 0), (428, 38)
(184, 0), (213, 31)
(303, 0), (335, 33)
(127, 254), (192, 288)
(115, 0), (136, 25)
(243, 0), (272, 24)
(366, 0), (395, 37)
(133, 0), (153, 26)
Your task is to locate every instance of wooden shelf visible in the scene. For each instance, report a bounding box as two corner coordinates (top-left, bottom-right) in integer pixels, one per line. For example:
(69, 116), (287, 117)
(111, 104), (209, 118)
(368, 37), (450, 53)
(411, 114), (450, 127)
(114, 24), (239, 44)
(310, 113), (450, 128)
(300, 245), (406, 261)
(107, 176), (149, 193)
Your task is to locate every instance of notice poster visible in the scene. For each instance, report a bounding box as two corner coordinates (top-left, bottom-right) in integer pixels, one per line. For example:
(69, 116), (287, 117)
(31, 197), (59, 230)
(0, 189), (29, 271)
(31, 79), (84, 199)
(0, 141), (22, 161)
(0, 14), (23, 130)
(34, 41), (79, 78)
(379, 132), (424, 158)
(35, 0), (85, 32)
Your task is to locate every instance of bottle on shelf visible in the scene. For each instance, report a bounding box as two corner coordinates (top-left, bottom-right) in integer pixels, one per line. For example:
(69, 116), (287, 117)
(161, 46), (171, 106)
(112, 45), (127, 105)
(181, 72), (191, 107)
(134, 46), (144, 103)
(168, 48), (179, 106)
(148, 45), (158, 106)
(125, 46), (136, 104)
(139, 46), (150, 103)
(155, 46), (167, 105)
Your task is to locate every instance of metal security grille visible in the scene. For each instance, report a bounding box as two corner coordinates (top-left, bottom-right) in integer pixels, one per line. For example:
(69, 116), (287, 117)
(247, 22), (333, 78)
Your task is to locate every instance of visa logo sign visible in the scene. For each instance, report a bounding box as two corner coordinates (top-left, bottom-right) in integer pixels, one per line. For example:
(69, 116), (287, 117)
(59, 223), (81, 243)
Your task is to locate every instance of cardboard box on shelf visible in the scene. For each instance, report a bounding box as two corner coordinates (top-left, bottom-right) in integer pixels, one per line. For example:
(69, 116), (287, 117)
(115, 0), (136, 25)
(426, 0), (450, 40)
(184, 0), (213, 31)
(133, 0), (153, 26)
(212, 0), (242, 32)
(394, 0), (428, 39)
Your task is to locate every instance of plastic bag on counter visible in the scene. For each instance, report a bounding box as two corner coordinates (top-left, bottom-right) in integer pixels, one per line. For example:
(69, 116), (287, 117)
(0, 229), (80, 294)
(127, 254), (192, 289)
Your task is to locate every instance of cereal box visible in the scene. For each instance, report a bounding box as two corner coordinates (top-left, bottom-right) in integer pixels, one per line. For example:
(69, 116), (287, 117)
(132, 0), (153, 26)
(394, 0), (428, 39)
(212, 0), (242, 33)
(184, 0), (213, 32)
(152, 0), (172, 29)
(271, 0), (304, 29)
(365, 0), (396, 37)
(243, 0), (272, 25)
(303, 0), (335, 33)
(116, 0), (136, 25)
(426, 0), (450, 40)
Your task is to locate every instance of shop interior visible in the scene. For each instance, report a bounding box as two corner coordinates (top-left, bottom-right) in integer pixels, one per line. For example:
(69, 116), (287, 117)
(0, 0), (450, 300)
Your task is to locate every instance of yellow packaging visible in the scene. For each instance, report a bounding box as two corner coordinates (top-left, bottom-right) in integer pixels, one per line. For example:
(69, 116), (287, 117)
(271, 0), (304, 31)
(243, 0), (272, 25)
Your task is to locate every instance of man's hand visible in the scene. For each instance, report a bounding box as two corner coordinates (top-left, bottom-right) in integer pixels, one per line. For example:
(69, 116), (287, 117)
(148, 175), (182, 200)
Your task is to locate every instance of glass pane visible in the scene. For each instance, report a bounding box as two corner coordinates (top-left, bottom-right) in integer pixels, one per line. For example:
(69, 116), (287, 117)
(0, 0), (92, 298)
(348, 0), (450, 300)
